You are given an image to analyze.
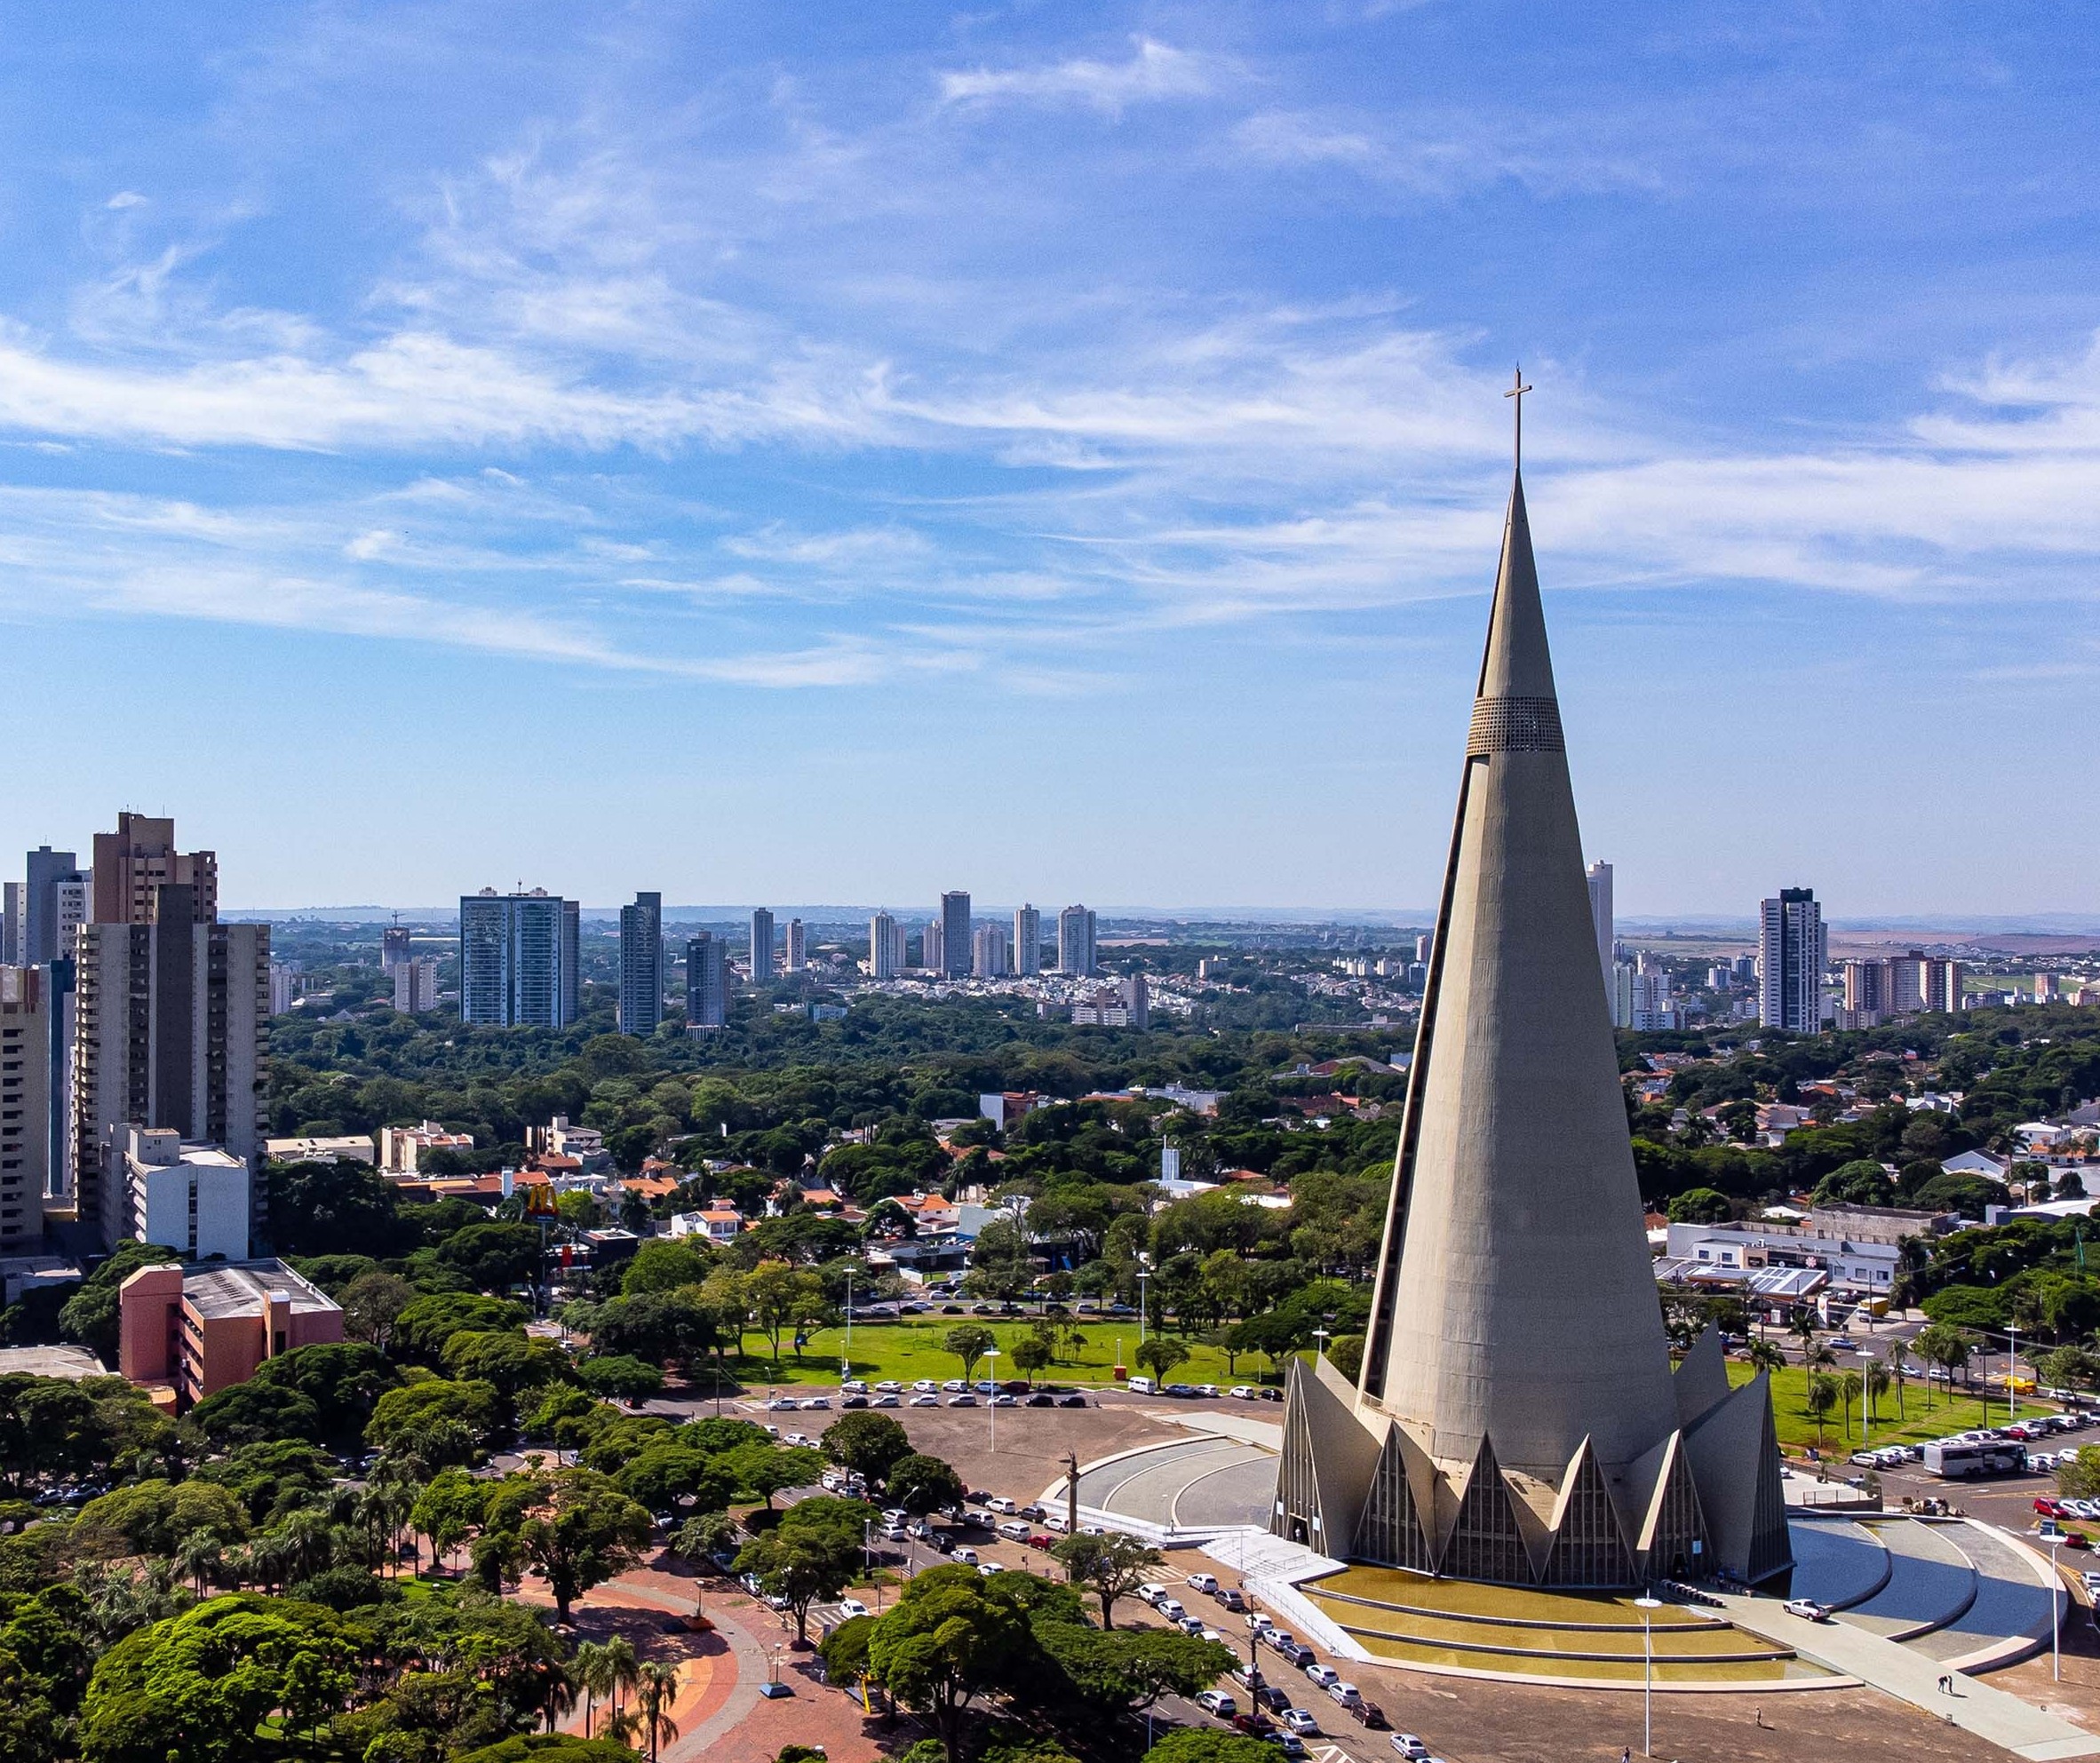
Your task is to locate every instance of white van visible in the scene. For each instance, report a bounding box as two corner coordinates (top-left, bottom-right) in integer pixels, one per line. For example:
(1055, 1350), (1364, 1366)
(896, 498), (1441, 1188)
(1127, 1377), (1157, 1394)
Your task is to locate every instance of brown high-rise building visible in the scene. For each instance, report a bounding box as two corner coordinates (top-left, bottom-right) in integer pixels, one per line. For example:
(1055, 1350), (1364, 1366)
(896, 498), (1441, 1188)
(91, 813), (218, 927)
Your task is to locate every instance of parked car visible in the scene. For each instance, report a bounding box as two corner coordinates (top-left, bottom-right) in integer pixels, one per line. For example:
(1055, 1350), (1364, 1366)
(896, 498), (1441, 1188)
(1304, 1664), (1340, 1689)
(1783, 1598), (1832, 1623)
(948, 1394), (978, 1407)
(910, 1394), (940, 1406)
(840, 1395), (868, 1409)
(1026, 1394), (1056, 1407)
(1188, 1573), (1220, 1594)
(1217, 1587), (1247, 1611)
(1391, 1735), (1430, 1759)
(1197, 1691), (1237, 1718)
(1255, 1686), (1293, 1715)
(912, 1379), (939, 1393)
(1229, 1386), (1260, 1400)
(1158, 1599), (1187, 1622)
(1259, 1388), (1284, 1402)
(1351, 1701), (1388, 1729)
(875, 1380), (903, 1393)
(1058, 1394), (1089, 1408)
(986, 1497), (1018, 1513)
(841, 1379), (868, 1394)
(839, 1599), (870, 1619)
(1327, 1681), (1362, 1708)
(1139, 1583), (1168, 1605)
(1282, 1708), (1321, 1735)
(953, 1547), (979, 1565)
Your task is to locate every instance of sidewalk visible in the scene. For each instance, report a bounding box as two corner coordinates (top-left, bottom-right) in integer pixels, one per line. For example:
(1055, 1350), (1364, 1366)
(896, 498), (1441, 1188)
(1721, 1593), (2100, 1759)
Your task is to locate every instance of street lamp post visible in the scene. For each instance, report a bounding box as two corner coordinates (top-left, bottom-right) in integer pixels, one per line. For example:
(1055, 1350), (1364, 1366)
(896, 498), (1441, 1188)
(1137, 1272), (1150, 1348)
(1634, 1595), (1661, 1759)
(844, 1266), (855, 1382)
(985, 1347), (1001, 1454)
(1312, 1329), (1331, 1362)
(1860, 1350), (1875, 1448)
(2052, 1537), (2064, 1682)
(2008, 1324), (2022, 1424)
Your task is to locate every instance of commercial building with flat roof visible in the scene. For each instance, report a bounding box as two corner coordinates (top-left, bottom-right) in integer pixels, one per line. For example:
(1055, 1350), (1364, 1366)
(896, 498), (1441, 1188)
(118, 1257), (343, 1408)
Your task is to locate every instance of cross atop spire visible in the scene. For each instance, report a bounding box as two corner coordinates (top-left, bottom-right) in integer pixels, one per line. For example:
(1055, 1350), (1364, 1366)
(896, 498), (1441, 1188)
(1504, 364), (1532, 473)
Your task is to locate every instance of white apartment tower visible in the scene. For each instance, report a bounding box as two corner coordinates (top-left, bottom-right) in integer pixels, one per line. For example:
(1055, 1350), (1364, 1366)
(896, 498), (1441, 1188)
(973, 924), (1010, 978)
(869, 912), (904, 980)
(1013, 904), (1041, 977)
(0, 967), (51, 1248)
(1585, 861), (1612, 998)
(1758, 888), (1826, 1034)
(750, 908), (776, 982)
(1058, 905), (1097, 977)
(785, 917), (807, 973)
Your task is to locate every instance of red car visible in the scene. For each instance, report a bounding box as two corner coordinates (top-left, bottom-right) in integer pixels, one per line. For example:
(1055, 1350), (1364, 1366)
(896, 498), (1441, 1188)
(1028, 1533), (1055, 1550)
(2038, 1498), (2067, 1518)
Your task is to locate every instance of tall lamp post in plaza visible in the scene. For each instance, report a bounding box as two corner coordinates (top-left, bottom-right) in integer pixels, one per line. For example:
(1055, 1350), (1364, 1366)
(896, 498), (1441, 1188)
(1634, 1595), (1661, 1759)
(843, 1265), (855, 1383)
(2007, 1324), (2023, 1425)
(1860, 1350), (1876, 1449)
(2052, 1535), (2064, 1682)
(1312, 1329), (1331, 1362)
(1137, 1271), (1151, 1350)
(985, 1347), (1001, 1454)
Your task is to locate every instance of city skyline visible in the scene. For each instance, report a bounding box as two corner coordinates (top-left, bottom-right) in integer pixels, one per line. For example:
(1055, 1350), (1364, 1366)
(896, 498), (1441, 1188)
(0, 8), (2097, 913)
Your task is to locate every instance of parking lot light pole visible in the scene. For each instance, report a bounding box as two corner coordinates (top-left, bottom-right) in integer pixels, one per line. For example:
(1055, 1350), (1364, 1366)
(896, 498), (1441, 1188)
(1635, 1595), (1661, 1758)
(1861, 1351), (1875, 1449)
(2009, 1325), (2022, 1425)
(985, 1348), (1001, 1453)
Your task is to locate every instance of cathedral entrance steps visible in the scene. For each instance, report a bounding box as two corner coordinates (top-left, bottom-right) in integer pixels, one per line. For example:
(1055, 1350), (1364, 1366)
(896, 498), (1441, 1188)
(1309, 1583), (1722, 1634)
(1340, 1628), (1838, 1688)
(1321, 1608), (1793, 1665)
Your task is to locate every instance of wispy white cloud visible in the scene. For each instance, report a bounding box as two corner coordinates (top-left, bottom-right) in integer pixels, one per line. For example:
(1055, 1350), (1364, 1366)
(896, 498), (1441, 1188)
(939, 37), (1221, 115)
(1230, 109), (1663, 198)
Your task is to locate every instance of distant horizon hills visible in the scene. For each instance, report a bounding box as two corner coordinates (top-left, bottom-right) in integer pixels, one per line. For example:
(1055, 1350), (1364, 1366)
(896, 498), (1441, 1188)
(226, 905), (2100, 943)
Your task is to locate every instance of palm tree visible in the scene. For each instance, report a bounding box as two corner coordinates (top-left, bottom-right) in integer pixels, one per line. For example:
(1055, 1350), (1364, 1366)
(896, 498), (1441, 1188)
(1837, 1370), (1864, 1441)
(175, 1531), (221, 1599)
(1865, 1359), (1891, 1425)
(603, 1635), (641, 1729)
(1888, 1347), (1911, 1420)
(1806, 1371), (1839, 1452)
(1745, 1338), (1786, 1378)
(1788, 1307), (1818, 1362)
(635, 1660), (682, 1763)
(573, 1640), (613, 1739)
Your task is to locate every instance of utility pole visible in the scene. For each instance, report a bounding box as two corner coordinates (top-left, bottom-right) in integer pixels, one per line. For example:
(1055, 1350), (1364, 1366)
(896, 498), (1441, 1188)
(1064, 1447), (1082, 1568)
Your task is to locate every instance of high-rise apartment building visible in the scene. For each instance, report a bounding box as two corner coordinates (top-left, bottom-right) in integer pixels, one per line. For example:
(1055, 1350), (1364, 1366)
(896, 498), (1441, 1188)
(618, 892), (664, 1036)
(72, 884), (267, 1250)
(1058, 904), (1097, 977)
(940, 893), (972, 980)
(921, 920), (943, 974)
(1120, 973), (1149, 1030)
(0, 966), (51, 1248)
(1, 882), (19, 966)
(393, 957), (440, 1014)
(24, 847), (83, 965)
(1013, 904), (1041, 977)
(381, 925), (413, 973)
(750, 909), (776, 983)
(786, 918), (807, 973)
(458, 890), (579, 1028)
(269, 962), (298, 1016)
(1758, 887), (1826, 1034)
(92, 813), (218, 927)
(685, 933), (728, 1033)
(869, 912), (904, 980)
(1921, 957), (1963, 1013)
(972, 924), (1009, 978)
(1585, 861), (1613, 997)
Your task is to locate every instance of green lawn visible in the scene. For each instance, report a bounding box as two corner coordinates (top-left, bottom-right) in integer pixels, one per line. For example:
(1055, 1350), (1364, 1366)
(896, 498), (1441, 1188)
(1728, 1359), (2051, 1454)
(703, 1317), (1289, 1392)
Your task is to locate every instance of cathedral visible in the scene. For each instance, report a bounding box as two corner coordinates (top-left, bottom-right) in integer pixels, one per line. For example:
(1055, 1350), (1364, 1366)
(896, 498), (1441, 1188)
(1272, 455), (1793, 1592)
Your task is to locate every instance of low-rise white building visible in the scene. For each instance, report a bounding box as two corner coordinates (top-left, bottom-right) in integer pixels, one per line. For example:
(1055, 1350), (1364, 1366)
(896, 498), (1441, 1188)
(115, 1126), (250, 1262)
(378, 1120), (477, 1174)
(667, 1203), (744, 1244)
(264, 1134), (377, 1166)
(1661, 1202), (1953, 1296)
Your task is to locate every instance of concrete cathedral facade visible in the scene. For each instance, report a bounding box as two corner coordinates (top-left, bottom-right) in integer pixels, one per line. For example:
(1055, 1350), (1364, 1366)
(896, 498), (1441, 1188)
(1272, 466), (1793, 1592)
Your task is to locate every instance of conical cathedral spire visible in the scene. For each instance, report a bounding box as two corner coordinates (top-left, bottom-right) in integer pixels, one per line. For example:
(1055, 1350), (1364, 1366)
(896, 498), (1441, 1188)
(1359, 458), (1677, 1486)
(1272, 420), (1790, 1589)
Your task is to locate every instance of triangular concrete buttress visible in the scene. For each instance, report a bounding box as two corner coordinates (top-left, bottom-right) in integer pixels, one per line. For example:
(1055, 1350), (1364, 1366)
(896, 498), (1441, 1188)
(1439, 1434), (1534, 1585)
(1539, 1436), (1637, 1587)
(1682, 1372), (1794, 1586)
(1628, 1427), (1711, 1584)
(1673, 1322), (1733, 1433)
(1271, 1354), (1382, 1556)
(1351, 1415), (1439, 1574)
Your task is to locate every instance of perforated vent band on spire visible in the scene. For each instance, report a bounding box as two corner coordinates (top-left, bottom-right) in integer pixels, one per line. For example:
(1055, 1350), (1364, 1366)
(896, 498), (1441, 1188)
(1467, 694), (1564, 755)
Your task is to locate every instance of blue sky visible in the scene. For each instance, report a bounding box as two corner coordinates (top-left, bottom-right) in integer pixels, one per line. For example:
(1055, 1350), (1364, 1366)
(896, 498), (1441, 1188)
(1, 3), (2096, 917)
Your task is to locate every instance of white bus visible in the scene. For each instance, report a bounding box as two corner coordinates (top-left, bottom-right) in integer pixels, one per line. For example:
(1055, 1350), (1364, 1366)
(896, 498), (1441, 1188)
(1921, 1439), (2026, 1480)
